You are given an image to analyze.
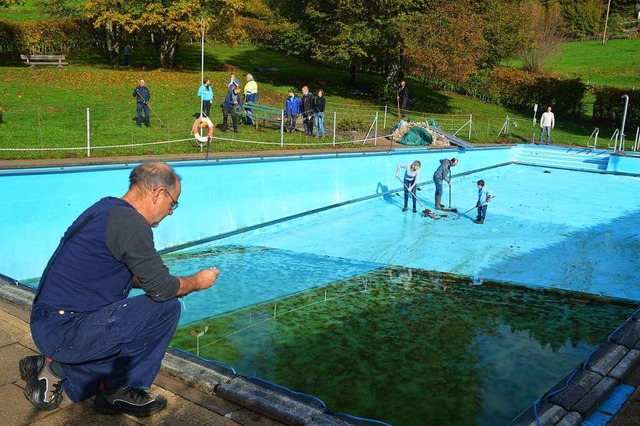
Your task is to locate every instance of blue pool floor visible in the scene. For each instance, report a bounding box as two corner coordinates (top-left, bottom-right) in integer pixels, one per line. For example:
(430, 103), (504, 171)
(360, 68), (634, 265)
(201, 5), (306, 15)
(186, 164), (640, 302)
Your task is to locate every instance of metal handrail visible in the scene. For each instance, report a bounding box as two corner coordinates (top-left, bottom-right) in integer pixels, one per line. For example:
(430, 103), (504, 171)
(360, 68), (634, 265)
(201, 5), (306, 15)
(608, 129), (620, 150)
(586, 127), (599, 149)
(634, 127), (640, 152)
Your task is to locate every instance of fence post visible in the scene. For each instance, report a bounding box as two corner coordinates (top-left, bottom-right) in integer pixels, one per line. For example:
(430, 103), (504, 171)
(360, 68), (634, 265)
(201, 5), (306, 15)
(38, 112), (42, 145)
(281, 109), (284, 147)
(383, 105), (387, 129)
(332, 111), (337, 147)
(86, 108), (91, 157)
(374, 112), (378, 146)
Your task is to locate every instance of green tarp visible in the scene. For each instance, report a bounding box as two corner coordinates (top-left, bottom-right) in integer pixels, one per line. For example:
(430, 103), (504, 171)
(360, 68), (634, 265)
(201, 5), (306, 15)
(399, 127), (433, 146)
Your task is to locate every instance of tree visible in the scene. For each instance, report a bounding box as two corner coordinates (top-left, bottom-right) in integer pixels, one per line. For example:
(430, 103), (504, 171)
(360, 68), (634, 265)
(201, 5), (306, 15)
(0, 0), (23, 7)
(397, 2), (487, 86)
(40, 0), (239, 68)
(519, 1), (565, 73)
(477, 0), (529, 69)
(265, 0), (406, 92)
(559, 0), (602, 37)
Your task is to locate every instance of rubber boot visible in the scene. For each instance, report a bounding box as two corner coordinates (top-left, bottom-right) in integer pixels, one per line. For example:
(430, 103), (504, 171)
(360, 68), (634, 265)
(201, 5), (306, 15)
(435, 195), (442, 211)
(402, 203), (408, 212)
(475, 217), (484, 224)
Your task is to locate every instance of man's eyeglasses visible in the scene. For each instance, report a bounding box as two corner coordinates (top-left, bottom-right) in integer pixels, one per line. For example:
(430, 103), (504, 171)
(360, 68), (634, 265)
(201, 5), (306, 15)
(163, 188), (179, 211)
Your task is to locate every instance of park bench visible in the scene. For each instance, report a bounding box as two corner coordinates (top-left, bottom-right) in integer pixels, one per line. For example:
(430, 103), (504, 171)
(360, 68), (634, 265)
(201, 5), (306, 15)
(239, 102), (283, 129)
(20, 54), (68, 68)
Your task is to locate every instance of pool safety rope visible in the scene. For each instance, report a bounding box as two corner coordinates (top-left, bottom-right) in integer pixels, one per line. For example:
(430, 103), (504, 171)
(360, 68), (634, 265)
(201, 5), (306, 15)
(193, 116), (214, 144)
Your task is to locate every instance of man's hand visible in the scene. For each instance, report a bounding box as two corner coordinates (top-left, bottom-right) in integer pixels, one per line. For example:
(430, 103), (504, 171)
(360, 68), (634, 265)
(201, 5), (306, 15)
(195, 268), (220, 291)
(177, 267), (220, 296)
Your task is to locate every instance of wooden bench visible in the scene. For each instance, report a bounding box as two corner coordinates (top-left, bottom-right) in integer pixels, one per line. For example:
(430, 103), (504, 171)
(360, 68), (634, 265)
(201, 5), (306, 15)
(20, 54), (68, 68)
(239, 102), (283, 128)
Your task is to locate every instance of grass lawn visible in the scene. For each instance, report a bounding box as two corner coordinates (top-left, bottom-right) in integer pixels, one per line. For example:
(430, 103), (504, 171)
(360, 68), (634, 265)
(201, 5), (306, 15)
(546, 38), (640, 89)
(0, 43), (626, 160)
(0, 0), (50, 21)
(503, 39), (640, 90)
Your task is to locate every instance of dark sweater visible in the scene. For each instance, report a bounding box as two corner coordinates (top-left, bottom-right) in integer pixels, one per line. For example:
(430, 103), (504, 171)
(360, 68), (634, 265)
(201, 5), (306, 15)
(313, 96), (326, 113)
(35, 197), (179, 312)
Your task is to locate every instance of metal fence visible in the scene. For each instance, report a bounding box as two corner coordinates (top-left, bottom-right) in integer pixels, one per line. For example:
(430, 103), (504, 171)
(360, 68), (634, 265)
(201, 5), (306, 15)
(0, 102), (618, 159)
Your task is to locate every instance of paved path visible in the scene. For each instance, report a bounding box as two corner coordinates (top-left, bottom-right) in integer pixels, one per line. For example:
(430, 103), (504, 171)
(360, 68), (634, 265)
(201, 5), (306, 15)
(0, 299), (282, 426)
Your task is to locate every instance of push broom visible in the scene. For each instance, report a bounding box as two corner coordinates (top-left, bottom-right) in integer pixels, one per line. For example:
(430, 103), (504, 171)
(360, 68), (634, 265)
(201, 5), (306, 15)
(396, 176), (440, 218)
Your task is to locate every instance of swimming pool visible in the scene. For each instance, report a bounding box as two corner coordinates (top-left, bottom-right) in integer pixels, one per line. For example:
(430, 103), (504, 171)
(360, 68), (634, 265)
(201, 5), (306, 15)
(2, 145), (640, 424)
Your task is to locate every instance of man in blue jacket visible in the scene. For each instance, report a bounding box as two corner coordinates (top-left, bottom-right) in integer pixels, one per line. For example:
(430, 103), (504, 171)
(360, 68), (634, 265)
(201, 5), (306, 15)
(284, 88), (301, 133)
(133, 79), (151, 127)
(221, 86), (242, 133)
(20, 162), (220, 417)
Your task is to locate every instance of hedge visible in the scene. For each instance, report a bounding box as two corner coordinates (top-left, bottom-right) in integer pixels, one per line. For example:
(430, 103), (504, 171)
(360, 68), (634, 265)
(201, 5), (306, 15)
(465, 67), (587, 118)
(592, 87), (639, 129)
(0, 18), (102, 56)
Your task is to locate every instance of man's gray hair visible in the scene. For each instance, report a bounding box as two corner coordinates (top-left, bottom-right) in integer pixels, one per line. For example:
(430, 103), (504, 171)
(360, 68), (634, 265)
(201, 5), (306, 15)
(129, 162), (180, 191)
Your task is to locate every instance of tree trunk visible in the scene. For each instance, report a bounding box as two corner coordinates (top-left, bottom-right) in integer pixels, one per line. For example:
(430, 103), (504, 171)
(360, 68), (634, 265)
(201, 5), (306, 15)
(157, 30), (179, 69)
(104, 21), (121, 68)
(384, 55), (403, 98)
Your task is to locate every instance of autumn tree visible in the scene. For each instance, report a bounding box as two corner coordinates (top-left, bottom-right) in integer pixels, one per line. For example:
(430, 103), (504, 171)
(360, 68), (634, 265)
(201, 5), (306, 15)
(39, 0), (239, 68)
(397, 2), (487, 86)
(519, 1), (565, 73)
(0, 0), (23, 6)
(264, 0), (531, 94)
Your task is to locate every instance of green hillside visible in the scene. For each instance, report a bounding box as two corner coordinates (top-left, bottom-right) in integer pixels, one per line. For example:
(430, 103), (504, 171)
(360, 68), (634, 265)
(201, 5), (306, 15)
(545, 39), (640, 89)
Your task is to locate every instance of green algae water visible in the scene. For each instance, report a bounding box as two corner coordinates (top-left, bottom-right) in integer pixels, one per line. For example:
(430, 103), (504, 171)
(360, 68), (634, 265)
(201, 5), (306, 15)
(169, 253), (636, 425)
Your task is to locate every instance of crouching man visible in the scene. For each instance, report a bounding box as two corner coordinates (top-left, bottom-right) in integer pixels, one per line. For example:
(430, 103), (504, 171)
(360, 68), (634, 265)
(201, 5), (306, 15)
(20, 162), (220, 417)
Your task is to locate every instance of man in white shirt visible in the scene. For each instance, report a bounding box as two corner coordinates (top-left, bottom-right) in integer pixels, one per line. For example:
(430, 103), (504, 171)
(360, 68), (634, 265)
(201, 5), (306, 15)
(539, 106), (555, 145)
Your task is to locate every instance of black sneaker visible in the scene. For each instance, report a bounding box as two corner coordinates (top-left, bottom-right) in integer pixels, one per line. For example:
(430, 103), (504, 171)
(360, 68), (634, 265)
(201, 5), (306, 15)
(94, 386), (167, 417)
(19, 355), (64, 411)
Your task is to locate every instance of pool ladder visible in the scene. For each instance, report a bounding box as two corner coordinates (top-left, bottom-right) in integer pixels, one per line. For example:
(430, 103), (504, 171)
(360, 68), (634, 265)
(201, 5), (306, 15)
(586, 128), (599, 149)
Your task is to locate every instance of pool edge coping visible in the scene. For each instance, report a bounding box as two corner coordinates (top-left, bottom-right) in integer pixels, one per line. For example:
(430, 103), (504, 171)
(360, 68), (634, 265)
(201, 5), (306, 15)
(3, 275), (640, 426)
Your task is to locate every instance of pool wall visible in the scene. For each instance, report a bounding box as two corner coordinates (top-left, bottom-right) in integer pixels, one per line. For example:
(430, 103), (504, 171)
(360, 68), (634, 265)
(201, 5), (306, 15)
(1, 146), (509, 280)
(2, 144), (638, 281)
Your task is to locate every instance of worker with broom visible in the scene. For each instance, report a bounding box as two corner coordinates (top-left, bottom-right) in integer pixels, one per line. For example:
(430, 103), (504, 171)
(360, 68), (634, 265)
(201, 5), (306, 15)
(433, 157), (458, 211)
(396, 160), (421, 213)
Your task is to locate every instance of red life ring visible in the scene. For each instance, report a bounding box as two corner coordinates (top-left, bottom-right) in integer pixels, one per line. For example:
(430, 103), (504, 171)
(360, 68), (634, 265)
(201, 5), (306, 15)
(193, 116), (214, 143)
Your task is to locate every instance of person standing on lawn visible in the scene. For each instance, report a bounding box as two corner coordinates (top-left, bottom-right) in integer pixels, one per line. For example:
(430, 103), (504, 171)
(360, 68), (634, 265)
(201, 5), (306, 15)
(133, 79), (151, 127)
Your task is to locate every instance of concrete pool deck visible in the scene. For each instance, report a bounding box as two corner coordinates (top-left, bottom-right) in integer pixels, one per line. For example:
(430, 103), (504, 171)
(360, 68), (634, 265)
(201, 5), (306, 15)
(0, 148), (640, 424)
(0, 297), (277, 426)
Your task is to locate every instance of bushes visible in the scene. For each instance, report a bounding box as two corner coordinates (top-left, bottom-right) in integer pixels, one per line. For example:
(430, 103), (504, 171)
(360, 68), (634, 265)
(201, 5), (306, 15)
(0, 18), (102, 55)
(468, 67), (586, 118)
(593, 87), (639, 127)
(336, 117), (369, 132)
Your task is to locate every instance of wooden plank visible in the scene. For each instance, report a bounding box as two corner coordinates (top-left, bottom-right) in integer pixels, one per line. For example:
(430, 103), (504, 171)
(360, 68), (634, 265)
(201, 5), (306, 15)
(26, 62), (68, 67)
(25, 55), (65, 60)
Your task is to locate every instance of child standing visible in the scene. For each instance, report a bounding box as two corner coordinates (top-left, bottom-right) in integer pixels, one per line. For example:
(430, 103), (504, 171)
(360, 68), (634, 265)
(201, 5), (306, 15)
(284, 88), (301, 133)
(475, 180), (492, 224)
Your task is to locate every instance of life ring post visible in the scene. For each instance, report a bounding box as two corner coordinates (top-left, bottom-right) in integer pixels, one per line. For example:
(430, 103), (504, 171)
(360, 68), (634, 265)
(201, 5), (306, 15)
(193, 116), (214, 144)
